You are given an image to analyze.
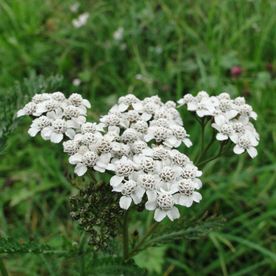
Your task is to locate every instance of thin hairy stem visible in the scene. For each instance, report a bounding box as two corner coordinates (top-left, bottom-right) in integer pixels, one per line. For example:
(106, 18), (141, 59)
(197, 141), (230, 167)
(0, 258), (8, 276)
(122, 210), (129, 260)
(200, 118), (206, 153)
(126, 222), (159, 260)
(196, 129), (217, 164)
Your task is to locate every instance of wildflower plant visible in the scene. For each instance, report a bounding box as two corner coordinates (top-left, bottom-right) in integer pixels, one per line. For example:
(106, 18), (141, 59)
(16, 91), (259, 262)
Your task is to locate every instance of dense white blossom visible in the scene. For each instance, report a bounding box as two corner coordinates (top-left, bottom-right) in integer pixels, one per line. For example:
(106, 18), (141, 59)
(178, 91), (259, 158)
(17, 92), (90, 143)
(18, 91), (260, 222)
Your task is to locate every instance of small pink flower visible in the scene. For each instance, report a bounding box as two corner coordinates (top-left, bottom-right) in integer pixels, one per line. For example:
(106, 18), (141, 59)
(231, 66), (242, 77)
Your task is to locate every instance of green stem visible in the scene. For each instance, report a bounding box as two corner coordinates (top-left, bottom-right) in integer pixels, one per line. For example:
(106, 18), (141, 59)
(0, 257), (8, 276)
(197, 141), (228, 167)
(126, 222), (159, 261)
(200, 118), (205, 153)
(122, 210), (129, 260)
(196, 130), (216, 164)
(79, 233), (87, 276)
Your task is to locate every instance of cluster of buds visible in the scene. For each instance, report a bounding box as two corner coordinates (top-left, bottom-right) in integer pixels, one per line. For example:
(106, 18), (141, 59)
(70, 184), (124, 250)
(178, 91), (259, 158)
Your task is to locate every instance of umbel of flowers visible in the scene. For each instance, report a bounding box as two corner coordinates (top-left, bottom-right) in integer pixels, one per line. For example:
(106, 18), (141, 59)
(178, 91), (259, 158)
(17, 91), (259, 222)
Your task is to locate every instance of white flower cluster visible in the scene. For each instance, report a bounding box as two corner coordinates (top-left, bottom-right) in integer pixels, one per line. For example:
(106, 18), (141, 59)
(178, 91), (259, 158)
(98, 94), (201, 222)
(18, 93), (202, 222)
(17, 92), (91, 143)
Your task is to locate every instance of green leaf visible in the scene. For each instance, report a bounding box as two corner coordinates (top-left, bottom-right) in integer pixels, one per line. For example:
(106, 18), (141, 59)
(144, 215), (225, 249)
(0, 72), (63, 153)
(0, 238), (52, 254)
(134, 246), (167, 274)
(90, 257), (146, 276)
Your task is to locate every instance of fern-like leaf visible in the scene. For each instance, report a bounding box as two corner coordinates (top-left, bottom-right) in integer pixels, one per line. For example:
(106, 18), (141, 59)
(0, 72), (63, 152)
(90, 257), (146, 276)
(143, 215), (225, 249)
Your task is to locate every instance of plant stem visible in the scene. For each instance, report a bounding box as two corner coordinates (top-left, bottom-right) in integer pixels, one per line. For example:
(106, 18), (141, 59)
(196, 130), (216, 165)
(200, 118), (206, 153)
(126, 222), (159, 260)
(122, 210), (129, 260)
(0, 257), (8, 276)
(197, 141), (228, 167)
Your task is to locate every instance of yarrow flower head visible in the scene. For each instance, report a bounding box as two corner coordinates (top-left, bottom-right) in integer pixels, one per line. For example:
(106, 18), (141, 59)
(18, 91), (259, 223)
(17, 92), (90, 143)
(178, 91), (259, 158)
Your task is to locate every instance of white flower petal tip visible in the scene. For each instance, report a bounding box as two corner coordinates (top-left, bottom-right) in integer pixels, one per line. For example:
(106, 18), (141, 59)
(119, 196), (132, 210)
(154, 209), (167, 222)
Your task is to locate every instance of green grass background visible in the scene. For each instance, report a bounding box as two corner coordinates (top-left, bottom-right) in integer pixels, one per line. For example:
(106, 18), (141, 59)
(0, 0), (275, 275)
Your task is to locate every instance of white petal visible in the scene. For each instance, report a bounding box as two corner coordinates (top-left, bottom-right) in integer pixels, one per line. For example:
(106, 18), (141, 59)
(144, 134), (153, 142)
(76, 116), (86, 125)
(167, 207), (180, 221)
(41, 127), (52, 139)
(97, 153), (111, 165)
(119, 196), (132, 210)
(65, 129), (75, 139)
(194, 178), (202, 189)
(66, 120), (78, 128)
(215, 115), (226, 126)
(251, 111), (257, 120)
(46, 111), (56, 120)
(134, 186), (145, 198)
(110, 175), (124, 187)
(146, 191), (157, 201)
(141, 112), (152, 121)
(216, 133), (228, 141)
(211, 123), (220, 131)
(55, 108), (63, 118)
(145, 201), (157, 211)
(184, 138), (192, 147)
(17, 109), (25, 117)
(197, 110), (207, 117)
(167, 136), (179, 147)
(132, 193), (143, 204)
(226, 110), (238, 120)
(36, 104), (47, 114)
(192, 192), (202, 203)
(69, 154), (82, 164)
(94, 165), (105, 173)
(154, 209), (167, 222)
(187, 102), (197, 111)
(247, 147), (257, 158)
(196, 170), (202, 177)
(132, 102), (143, 111)
(75, 164), (87, 176)
(106, 163), (115, 171)
(50, 133), (63, 143)
(28, 127), (40, 137)
(118, 103), (128, 112)
(177, 98), (184, 105)
(179, 196), (193, 207)
(170, 183), (179, 194)
(230, 133), (238, 143)
(233, 145), (244, 155)
(82, 99), (91, 108)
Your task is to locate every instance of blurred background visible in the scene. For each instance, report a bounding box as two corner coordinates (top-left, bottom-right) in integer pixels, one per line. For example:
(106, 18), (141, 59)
(0, 0), (275, 275)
